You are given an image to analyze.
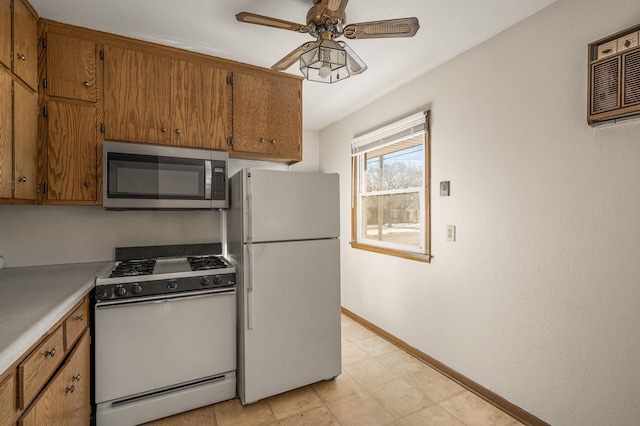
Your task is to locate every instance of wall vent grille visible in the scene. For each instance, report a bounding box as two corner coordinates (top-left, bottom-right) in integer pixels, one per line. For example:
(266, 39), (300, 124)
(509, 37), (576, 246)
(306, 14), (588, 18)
(592, 58), (620, 114)
(623, 50), (640, 106)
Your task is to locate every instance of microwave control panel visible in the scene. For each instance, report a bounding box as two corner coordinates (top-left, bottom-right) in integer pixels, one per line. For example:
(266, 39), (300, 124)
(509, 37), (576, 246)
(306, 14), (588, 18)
(211, 160), (227, 200)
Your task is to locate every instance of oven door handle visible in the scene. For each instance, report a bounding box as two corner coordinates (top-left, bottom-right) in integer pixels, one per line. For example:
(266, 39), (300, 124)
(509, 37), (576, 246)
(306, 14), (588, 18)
(95, 288), (235, 309)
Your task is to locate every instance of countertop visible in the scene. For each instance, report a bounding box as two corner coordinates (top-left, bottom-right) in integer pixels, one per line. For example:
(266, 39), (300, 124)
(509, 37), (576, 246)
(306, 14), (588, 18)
(0, 262), (113, 373)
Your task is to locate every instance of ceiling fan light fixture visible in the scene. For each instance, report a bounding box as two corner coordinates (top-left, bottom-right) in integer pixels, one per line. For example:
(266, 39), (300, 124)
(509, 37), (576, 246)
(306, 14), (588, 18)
(299, 39), (349, 83)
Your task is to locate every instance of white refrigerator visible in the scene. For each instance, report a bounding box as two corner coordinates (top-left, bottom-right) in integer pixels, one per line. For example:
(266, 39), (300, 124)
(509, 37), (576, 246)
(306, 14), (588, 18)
(227, 168), (341, 405)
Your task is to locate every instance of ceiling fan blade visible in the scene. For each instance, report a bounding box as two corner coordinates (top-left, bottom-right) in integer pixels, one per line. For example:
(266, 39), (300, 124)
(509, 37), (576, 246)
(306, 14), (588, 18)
(322, 0), (349, 20)
(272, 42), (316, 71)
(236, 12), (310, 33)
(343, 17), (420, 39)
(338, 41), (367, 75)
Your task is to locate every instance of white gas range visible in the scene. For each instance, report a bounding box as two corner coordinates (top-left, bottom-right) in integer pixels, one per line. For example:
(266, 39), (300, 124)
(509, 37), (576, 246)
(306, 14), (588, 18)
(94, 244), (237, 426)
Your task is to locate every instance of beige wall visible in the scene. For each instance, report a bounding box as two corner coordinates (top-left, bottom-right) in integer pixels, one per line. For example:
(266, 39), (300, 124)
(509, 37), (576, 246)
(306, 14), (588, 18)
(319, 0), (640, 424)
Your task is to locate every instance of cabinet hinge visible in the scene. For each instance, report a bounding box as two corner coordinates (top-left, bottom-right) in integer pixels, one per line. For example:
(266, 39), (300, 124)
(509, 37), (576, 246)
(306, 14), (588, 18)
(9, 1), (13, 12)
(42, 37), (47, 49)
(227, 75), (233, 85)
(11, 181), (15, 190)
(43, 78), (47, 89)
(101, 123), (105, 133)
(43, 183), (48, 194)
(100, 50), (104, 60)
(227, 137), (234, 147)
(298, 91), (301, 99)
(43, 107), (48, 118)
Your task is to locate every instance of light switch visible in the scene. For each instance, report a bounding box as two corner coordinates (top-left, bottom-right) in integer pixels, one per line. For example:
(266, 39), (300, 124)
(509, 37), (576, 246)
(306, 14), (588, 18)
(446, 225), (456, 242)
(440, 181), (450, 196)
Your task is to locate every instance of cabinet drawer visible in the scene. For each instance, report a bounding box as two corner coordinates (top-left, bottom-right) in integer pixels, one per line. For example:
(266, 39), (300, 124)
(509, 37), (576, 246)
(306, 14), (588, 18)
(65, 299), (88, 350)
(19, 329), (91, 426)
(18, 326), (64, 409)
(0, 372), (15, 426)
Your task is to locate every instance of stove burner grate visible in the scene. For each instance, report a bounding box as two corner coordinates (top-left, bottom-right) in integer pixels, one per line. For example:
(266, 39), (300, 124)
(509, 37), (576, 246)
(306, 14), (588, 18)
(109, 259), (156, 278)
(188, 255), (228, 271)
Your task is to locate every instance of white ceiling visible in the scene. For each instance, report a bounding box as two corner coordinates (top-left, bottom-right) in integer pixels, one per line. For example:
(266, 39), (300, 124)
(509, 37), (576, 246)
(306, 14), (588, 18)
(29, 0), (556, 131)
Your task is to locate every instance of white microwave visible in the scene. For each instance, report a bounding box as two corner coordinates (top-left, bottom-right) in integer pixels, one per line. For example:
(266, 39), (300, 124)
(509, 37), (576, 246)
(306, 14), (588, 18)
(103, 141), (229, 210)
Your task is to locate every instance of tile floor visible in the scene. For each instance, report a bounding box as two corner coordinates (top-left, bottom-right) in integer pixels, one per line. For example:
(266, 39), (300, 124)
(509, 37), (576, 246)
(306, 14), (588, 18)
(144, 314), (524, 426)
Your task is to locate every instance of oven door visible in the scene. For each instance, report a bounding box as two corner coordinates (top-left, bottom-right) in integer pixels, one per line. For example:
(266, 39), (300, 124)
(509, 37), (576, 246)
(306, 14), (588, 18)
(94, 288), (236, 404)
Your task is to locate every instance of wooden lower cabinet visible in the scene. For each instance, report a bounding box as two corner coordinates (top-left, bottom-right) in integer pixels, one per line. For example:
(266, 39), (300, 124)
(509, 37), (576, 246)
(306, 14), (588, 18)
(18, 329), (90, 426)
(0, 372), (15, 426)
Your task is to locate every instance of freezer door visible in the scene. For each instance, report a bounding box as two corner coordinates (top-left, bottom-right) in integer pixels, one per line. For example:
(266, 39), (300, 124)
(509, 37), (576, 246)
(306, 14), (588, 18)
(238, 238), (341, 404)
(241, 169), (340, 243)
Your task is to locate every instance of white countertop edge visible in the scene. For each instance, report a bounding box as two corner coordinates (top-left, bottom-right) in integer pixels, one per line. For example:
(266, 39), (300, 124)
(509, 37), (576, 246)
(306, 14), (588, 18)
(0, 263), (111, 373)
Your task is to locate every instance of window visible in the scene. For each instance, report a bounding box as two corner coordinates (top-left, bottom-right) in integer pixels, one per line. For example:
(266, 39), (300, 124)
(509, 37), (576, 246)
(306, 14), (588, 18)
(351, 111), (430, 262)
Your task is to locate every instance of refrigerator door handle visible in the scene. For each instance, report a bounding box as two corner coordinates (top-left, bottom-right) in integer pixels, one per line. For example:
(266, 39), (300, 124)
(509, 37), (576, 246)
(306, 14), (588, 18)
(246, 171), (253, 244)
(246, 244), (254, 330)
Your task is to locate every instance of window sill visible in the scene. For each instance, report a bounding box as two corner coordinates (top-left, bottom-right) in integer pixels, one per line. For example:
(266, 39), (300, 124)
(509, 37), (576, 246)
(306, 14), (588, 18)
(350, 241), (431, 263)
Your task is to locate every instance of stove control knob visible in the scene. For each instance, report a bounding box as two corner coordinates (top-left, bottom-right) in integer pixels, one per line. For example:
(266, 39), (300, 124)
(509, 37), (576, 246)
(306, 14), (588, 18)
(96, 288), (109, 299)
(115, 287), (127, 297)
(212, 275), (223, 285)
(200, 277), (210, 287)
(167, 280), (178, 291)
(131, 284), (142, 295)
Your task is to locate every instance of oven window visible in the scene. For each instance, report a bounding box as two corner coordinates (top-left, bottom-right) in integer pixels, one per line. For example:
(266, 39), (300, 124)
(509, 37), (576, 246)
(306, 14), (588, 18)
(108, 153), (205, 199)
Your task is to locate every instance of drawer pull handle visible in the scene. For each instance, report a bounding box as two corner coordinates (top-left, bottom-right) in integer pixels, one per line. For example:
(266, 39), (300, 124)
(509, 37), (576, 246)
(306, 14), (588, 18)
(75, 314), (84, 321)
(271, 140), (277, 144)
(260, 138), (266, 143)
(44, 348), (56, 358)
(83, 80), (90, 87)
(65, 385), (75, 394)
(72, 374), (81, 382)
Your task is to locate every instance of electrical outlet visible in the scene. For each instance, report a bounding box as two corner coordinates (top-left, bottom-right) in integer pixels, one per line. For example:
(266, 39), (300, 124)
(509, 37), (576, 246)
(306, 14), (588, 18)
(446, 225), (456, 242)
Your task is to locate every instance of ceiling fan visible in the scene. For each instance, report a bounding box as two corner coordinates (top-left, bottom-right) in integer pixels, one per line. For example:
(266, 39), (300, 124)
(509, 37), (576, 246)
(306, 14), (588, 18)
(236, 0), (420, 83)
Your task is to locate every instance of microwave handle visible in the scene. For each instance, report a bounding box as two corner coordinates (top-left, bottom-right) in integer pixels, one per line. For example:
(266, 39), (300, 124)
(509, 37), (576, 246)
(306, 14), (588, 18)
(205, 160), (212, 200)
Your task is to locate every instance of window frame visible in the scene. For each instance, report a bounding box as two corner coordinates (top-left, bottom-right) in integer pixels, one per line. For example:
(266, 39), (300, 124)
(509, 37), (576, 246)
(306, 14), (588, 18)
(350, 111), (431, 263)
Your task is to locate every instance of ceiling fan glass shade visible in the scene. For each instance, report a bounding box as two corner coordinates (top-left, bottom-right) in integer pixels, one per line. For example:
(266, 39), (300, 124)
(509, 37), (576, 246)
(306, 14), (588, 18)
(299, 39), (349, 83)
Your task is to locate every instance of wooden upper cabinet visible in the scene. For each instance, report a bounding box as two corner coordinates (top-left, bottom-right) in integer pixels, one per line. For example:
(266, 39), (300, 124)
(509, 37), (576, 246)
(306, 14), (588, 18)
(46, 32), (97, 101)
(232, 72), (302, 162)
(0, 0), (10, 69)
(13, 81), (37, 200)
(172, 60), (229, 150)
(12, 0), (37, 91)
(46, 100), (97, 201)
(0, 70), (11, 199)
(103, 45), (171, 145)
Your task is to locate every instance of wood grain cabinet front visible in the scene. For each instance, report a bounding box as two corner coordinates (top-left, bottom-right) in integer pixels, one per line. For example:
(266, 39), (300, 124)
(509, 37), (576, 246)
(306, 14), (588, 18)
(103, 45), (230, 150)
(45, 100), (98, 202)
(11, 0), (37, 91)
(231, 72), (302, 163)
(18, 329), (91, 426)
(46, 32), (97, 102)
(64, 299), (88, 351)
(18, 325), (65, 410)
(0, 70), (38, 202)
(0, 371), (16, 426)
(0, 0), (10, 69)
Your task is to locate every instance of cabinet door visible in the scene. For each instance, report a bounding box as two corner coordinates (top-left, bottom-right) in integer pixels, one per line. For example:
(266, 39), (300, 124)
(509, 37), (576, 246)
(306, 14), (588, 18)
(47, 32), (97, 101)
(0, 70), (11, 198)
(232, 72), (302, 162)
(0, 0), (10, 69)
(12, 0), (37, 91)
(232, 72), (270, 155)
(172, 60), (229, 150)
(0, 371), (15, 426)
(19, 330), (90, 426)
(104, 45), (171, 144)
(47, 100), (97, 201)
(268, 77), (302, 159)
(13, 81), (37, 200)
